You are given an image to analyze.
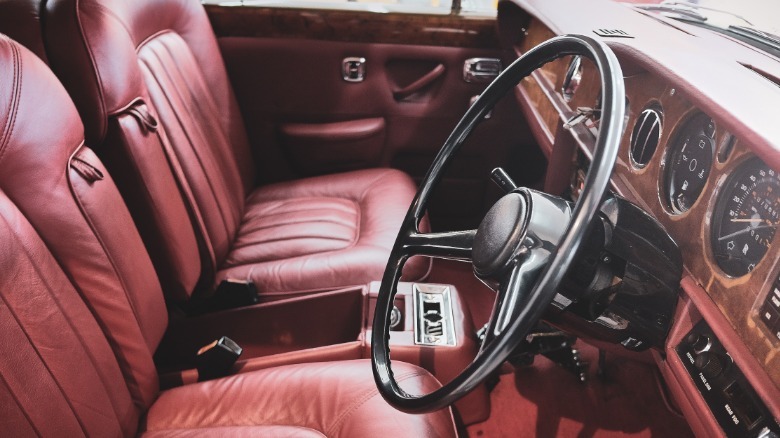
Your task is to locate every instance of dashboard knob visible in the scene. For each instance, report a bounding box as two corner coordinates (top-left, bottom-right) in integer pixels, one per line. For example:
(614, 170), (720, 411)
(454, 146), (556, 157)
(686, 332), (711, 353)
(694, 352), (725, 379)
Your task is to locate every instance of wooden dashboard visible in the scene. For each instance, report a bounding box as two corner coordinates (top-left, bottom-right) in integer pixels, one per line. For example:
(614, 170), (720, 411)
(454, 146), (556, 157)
(513, 17), (780, 391)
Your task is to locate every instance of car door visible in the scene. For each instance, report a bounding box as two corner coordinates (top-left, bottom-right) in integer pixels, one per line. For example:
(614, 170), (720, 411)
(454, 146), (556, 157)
(205, 1), (545, 230)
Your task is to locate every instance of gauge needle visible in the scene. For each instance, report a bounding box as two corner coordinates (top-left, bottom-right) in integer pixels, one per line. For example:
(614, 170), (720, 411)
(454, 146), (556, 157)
(730, 218), (774, 224)
(718, 223), (776, 241)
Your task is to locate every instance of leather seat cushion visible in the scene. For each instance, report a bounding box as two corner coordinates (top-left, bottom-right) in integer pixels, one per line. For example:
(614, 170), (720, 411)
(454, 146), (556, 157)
(142, 425), (327, 437)
(142, 360), (456, 437)
(218, 168), (430, 296)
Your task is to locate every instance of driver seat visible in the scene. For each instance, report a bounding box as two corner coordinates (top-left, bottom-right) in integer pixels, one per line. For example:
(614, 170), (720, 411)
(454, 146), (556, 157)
(0, 34), (455, 437)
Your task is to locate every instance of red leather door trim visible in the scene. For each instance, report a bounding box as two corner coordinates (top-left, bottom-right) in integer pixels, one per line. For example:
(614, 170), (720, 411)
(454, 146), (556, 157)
(393, 63), (446, 101)
(280, 117), (385, 142)
(278, 118), (387, 175)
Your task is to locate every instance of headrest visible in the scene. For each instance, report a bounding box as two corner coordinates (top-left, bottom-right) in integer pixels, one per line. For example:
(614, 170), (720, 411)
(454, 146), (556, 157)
(0, 34), (84, 174)
(44, 0), (230, 146)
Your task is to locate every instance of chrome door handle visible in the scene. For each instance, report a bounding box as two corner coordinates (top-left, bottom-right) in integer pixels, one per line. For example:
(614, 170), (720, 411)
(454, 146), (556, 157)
(342, 57), (366, 82)
(463, 58), (502, 83)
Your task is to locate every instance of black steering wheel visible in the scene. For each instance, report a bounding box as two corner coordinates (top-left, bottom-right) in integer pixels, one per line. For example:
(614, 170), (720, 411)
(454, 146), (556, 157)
(371, 35), (626, 413)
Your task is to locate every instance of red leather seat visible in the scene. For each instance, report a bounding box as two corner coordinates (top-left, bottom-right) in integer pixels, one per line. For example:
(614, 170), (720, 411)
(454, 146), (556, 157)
(0, 34), (455, 437)
(41, 0), (428, 305)
(224, 168), (422, 296)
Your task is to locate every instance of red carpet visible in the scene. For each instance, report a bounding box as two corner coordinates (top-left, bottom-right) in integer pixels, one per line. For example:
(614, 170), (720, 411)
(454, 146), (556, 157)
(466, 342), (693, 437)
(427, 260), (694, 437)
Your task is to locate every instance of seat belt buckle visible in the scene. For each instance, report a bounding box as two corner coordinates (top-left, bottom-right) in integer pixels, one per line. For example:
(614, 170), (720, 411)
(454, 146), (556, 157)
(196, 336), (242, 381)
(212, 279), (260, 310)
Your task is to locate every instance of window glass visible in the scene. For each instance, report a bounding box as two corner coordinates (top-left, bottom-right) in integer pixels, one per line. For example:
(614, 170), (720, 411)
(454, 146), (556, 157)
(203, 0), (497, 16)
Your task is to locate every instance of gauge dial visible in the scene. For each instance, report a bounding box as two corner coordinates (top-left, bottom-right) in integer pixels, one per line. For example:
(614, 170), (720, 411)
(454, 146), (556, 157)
(712, 158), (780, 277)
(664, 114), (715, 213)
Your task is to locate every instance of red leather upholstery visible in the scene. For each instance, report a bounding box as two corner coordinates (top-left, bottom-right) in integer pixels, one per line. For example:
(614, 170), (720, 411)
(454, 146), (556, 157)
(103, 105), (205, 302)
(0, 192), (139, 436)
(0, 35), (455, 437)
(0, 33), (166, 410)
(43, 0), (428, 303)
(221, 169), (429, 296)
(0, 192), (454, 436)
(144, 360), (455, 437)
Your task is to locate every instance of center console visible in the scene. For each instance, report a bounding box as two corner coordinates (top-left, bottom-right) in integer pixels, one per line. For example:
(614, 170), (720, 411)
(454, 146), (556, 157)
(363, 281), (489, 423)
(158, 280), (489, 425)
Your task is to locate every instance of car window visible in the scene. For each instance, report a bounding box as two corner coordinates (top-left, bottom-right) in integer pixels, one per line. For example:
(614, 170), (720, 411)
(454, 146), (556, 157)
(202, 0), (497, 16)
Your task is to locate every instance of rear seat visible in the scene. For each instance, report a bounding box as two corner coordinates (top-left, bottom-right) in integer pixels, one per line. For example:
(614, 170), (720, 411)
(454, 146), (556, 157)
(0, 33), (455, 437)
(37, 0), (429, 306)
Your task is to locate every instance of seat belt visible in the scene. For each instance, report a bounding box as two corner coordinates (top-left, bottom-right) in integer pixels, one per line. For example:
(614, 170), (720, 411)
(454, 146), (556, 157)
(124, 99), (218, 299)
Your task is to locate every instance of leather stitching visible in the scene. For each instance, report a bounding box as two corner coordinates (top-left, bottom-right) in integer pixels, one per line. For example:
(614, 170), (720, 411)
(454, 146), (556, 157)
(228, 232), (353, 254)
(0, 40), (21, 166)
(155, 34), (245, 223)
(73, 0), (108, 142)
(0, 213), (94, 436)
(243, 200), (357, 223)
(139, 42), (236, 252)
(235, 217), (356, 239)
(0, 367), (42, 436)
(145, 425), (327, 437)
(66, 145), (155, 410)
(90, 2), (135, 46)
(325, 370), (425, 436)
(350, 198), (362, 248)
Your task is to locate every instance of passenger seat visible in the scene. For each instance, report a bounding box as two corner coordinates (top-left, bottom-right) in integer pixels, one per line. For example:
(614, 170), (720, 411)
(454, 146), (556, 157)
(40, 0), (429, 305)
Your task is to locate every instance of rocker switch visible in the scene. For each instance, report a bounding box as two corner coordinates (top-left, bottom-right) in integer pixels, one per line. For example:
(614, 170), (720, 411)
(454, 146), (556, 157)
(342, 57), (366, 82)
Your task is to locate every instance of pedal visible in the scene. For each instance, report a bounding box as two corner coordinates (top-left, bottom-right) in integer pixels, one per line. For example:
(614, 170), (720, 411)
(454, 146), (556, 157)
(507, 324), (589, 382)
(541, 338), (588, 383)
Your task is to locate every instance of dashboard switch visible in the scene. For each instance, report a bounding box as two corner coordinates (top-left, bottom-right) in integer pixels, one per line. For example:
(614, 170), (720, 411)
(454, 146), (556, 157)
(686, 332), (711, 353)
(677, 321), (779, 437)
(760, 301), (780, 331)
(695, 352), (726, 379)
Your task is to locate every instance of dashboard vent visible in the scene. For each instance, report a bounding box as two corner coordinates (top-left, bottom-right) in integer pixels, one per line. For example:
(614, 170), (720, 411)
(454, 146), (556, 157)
(630, 107), (663, 168)
(593, 28), (633, 39)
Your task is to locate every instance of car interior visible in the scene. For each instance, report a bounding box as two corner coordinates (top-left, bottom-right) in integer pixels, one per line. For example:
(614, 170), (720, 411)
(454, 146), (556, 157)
(0, 0), (778, 436)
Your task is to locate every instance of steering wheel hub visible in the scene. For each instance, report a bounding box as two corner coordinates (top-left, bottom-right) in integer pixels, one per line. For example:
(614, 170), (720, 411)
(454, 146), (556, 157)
(473, 192), (529, 278)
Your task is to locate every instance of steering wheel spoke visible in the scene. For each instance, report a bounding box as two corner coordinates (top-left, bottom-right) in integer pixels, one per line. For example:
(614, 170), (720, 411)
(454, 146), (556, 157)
(480, 246), (551, 352)
(402, 230), (475, 261)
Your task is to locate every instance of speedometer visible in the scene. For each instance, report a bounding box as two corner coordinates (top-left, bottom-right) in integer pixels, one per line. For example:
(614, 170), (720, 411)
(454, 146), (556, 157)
(711, 158), (780, 277)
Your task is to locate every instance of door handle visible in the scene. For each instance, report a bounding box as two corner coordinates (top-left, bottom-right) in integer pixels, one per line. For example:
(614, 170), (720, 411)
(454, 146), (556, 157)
(392, 63), (446, 101)
(463, 58), (502, 83)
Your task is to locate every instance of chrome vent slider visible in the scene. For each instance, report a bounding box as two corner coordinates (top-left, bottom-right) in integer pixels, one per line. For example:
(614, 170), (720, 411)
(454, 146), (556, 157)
(629, 105), (663, 168)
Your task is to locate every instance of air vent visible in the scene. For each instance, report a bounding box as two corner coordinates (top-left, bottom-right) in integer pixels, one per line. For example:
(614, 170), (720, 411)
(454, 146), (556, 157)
(593, 28), (633, 38)
(630, 107), (663, 168)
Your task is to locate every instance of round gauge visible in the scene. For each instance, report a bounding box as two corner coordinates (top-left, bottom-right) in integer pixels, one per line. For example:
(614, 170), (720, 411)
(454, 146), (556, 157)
(712, 158), (780, 277)
(664, 114), (715, 213)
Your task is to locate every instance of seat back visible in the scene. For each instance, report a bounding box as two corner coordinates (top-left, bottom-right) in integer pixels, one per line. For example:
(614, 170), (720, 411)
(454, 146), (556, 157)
(0, 34), (166, 412)
(44, 0), (257, 299)
(0, 0), (48, 62)
(0, 192), (139, 436)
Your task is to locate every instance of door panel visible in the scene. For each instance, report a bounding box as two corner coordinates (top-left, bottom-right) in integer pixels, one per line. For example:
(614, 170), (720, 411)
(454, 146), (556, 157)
(208, 7), (545, 230)
(279, 118), (386, 174)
